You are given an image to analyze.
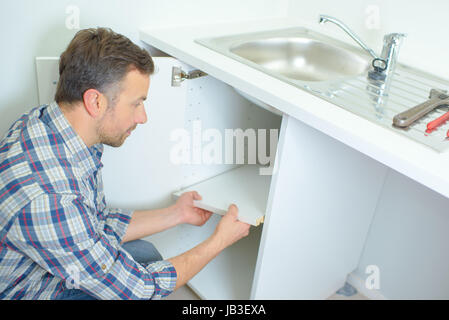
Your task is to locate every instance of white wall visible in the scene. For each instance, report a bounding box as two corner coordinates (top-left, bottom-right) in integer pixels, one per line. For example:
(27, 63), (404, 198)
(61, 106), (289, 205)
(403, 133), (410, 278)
(288, 0), (449, 80)
(0, 0), (288, 136)
(288, 0), (449, 299)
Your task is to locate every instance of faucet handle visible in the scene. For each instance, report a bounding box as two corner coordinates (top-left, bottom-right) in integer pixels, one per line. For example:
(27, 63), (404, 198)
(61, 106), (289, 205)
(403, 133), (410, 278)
(384, 33), (407, 45)
(380, 32), (406, 73)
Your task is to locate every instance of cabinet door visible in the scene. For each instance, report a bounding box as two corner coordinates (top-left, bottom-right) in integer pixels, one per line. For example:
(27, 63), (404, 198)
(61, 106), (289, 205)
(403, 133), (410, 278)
(102, 57), (189, 210)
(251, 115), (389, 299)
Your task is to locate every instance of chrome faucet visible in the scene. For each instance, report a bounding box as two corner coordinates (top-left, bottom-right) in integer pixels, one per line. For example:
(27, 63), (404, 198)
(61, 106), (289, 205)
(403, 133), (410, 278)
(319, 14), (406, 82)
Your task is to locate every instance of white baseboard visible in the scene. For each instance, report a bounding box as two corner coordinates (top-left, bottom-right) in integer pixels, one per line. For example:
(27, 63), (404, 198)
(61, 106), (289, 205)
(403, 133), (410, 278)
(346, 272), (387, 300)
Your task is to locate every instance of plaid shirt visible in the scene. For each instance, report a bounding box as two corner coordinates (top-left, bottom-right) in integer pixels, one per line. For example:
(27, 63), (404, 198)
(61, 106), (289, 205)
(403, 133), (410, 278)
(0, 102), (177, 299)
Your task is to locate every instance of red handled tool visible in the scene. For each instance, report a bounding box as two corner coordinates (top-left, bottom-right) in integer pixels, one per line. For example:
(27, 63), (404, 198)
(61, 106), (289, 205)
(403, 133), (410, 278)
(426, 110), (449, 134)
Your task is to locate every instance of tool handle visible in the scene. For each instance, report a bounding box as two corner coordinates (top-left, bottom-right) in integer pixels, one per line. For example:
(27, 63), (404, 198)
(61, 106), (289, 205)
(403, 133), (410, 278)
(426, 111), (449, 133)
(393, 98), (449, 128)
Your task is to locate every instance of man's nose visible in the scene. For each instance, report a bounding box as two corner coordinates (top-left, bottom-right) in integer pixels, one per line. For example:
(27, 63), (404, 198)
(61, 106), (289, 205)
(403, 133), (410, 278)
(136, 104), (148, 124)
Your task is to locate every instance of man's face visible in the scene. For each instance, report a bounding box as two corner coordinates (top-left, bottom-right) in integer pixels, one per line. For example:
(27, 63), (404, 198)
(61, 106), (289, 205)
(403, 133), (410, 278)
(97, 69), (150, 147)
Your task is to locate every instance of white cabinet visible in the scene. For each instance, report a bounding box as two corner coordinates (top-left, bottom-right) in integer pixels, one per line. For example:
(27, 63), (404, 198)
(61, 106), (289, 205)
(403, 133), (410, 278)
(252, 115), (388, 299)
(102, 56), (389, 299)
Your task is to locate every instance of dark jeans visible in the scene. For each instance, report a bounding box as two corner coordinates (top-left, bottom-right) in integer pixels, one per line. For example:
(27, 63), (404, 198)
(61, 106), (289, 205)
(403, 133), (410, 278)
(54, 239), (163, 300)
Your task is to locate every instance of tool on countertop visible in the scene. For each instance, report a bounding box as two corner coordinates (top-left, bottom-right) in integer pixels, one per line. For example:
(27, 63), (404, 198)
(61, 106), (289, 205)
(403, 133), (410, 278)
(393, 89), (449, 128)
(426, 110), (449, 133)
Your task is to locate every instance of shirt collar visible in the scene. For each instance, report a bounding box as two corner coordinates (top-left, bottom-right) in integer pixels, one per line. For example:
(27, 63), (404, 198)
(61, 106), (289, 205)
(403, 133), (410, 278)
(45, 101), (104, 177)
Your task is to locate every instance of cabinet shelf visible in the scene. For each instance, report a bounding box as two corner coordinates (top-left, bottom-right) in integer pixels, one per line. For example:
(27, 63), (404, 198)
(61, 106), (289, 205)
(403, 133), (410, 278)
(173, 165), (271, 226)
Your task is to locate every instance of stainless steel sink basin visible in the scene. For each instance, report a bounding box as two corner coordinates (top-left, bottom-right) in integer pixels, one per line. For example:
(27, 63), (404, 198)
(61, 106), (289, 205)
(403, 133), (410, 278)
(229, 37), (369, 82)
(196, 27), (371, 83)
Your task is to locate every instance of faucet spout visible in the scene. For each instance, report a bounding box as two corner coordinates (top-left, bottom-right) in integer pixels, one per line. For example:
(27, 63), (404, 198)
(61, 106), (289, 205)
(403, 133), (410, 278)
(318, 14), (381, 62)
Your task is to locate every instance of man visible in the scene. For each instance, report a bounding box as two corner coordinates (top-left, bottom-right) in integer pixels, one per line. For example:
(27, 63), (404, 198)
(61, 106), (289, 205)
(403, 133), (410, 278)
(0, 28), (250, 300)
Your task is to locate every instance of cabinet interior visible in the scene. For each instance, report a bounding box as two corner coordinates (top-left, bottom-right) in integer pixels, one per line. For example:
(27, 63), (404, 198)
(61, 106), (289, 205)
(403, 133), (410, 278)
(102, 57), (282, 299)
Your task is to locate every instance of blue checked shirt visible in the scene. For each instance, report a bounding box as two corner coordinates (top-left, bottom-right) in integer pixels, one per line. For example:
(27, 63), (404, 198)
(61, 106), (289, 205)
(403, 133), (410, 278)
(0, 102), (177, 299)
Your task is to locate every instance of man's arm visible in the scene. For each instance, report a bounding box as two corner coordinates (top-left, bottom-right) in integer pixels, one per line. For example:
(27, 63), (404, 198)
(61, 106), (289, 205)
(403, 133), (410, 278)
(167, 204), (250, 291)
(9, 193), (177, 300)
(121, 206), (180, 244)
(119, 193), (251, 292)
(121, 191), (212, 244)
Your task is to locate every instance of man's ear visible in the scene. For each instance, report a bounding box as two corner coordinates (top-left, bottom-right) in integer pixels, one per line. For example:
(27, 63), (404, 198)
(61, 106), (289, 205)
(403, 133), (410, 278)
(82, 89), (108, 118)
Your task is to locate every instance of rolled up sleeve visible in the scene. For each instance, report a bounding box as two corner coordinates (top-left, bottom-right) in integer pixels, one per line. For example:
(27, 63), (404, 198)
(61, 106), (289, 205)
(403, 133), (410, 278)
(8, 193), (177, 300)
(99, 207), (133, 244)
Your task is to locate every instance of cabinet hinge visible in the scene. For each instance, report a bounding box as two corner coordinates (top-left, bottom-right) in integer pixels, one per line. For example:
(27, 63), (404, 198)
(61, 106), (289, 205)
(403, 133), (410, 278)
(171, 66), (208, 87)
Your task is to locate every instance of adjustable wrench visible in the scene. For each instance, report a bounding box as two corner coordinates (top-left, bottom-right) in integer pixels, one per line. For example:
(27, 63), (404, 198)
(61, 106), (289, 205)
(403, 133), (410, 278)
(393, 89), (449, 128)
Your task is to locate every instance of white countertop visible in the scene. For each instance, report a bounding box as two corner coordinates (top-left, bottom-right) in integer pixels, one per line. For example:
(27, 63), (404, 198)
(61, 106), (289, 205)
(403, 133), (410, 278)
(140, 17), (449, 199)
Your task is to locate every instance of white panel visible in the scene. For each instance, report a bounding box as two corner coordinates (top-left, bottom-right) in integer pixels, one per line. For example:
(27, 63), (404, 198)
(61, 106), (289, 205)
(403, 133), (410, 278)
(180, 74), (281, 189)
(102, 57), (188, 210)
(251, 115), (388, 299)
(173, 165), (270, 226)
(35, 57), (59, 105)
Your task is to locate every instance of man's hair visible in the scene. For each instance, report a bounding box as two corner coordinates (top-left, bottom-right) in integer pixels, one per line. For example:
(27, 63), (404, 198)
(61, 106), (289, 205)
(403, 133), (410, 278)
(55, 27), (154, 106)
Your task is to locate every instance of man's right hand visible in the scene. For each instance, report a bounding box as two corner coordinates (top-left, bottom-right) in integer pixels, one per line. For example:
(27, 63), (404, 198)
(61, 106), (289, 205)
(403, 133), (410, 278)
(168, 204), (251, 291)
(212, 204), (251, 251)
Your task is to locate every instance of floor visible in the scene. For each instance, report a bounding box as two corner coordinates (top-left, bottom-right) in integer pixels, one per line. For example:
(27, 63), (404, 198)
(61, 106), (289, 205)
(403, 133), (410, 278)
(327, 291), (369, 300)
(163, 284), (369, 300)
(164, 285), (202, 300)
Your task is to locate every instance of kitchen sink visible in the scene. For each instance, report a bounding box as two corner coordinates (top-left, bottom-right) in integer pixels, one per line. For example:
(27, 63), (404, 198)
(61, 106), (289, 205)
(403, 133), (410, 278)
(196, 27), (370, 83)
(229, 37), (369, 82)
(195, 27), (449, 152)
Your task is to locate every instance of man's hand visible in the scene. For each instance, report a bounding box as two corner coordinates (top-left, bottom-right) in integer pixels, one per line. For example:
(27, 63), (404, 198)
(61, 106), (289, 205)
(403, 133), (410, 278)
(122, 191), (212, 243)
(211, 204), (250, 251)
(174, 191), (213, 226)
(168, 203), (251, 290)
